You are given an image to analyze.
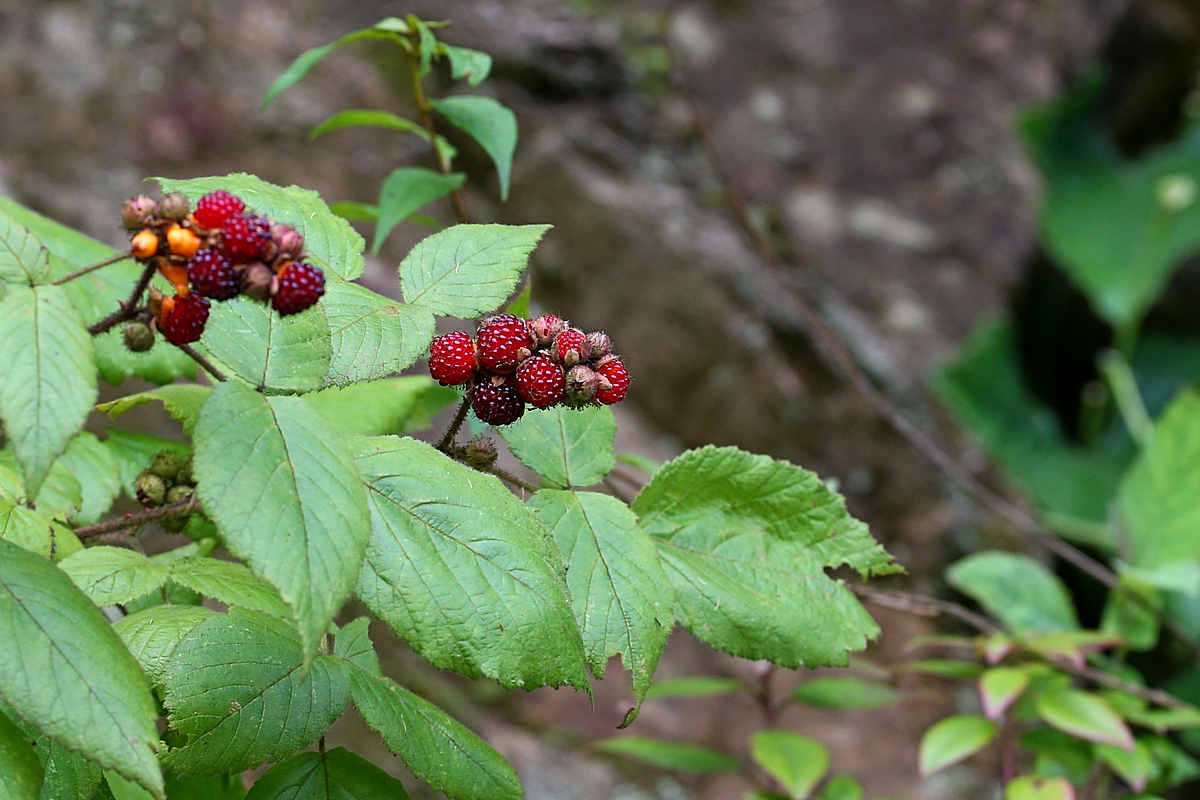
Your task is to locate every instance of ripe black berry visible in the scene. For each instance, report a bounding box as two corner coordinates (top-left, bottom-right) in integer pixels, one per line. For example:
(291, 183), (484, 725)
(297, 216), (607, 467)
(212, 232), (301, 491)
(160, 293), (210, 346)
(272, 261), (326, 316)
(471, 379), (525, 426)
(187, 248), (239, 300)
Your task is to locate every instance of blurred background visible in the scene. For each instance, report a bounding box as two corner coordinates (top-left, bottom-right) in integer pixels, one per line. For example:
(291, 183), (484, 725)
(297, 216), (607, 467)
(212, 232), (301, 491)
(4, 0), (1199, 797)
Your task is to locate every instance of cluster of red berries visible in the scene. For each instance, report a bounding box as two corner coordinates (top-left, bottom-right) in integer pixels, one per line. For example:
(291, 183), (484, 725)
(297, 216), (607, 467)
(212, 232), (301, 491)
(428, 313), (630, 426)
(120, 190), (325, 347)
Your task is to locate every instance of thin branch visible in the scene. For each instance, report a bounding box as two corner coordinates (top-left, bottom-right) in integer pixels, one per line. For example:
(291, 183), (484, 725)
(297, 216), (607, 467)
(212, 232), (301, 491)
(176, 343), (227, 382)
(436, 397), (472, 452)
(50, 252), (131, 286)
(410, 49), (470, 224)
(88, 261), (157, 336)
(486, 465), (538, 494)
(73, 495), (198, 540)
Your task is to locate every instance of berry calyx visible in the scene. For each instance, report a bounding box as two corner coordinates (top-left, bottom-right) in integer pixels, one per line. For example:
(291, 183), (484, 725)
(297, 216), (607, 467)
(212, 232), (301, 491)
(131, 229), (160, 260)
(218, 213), (270, 262)
(159, 293), (210, 345)
(272, 261), (325, 316)
(471, 378), (526, 426)
(515, 353), (566, 409)
(194, 190), (245, 230)
(166, 223), (201, 259)
(429, 331), (478, 386)
(596, 358), (629, 405)
(553, 327), (586, 366)
(187, 249), (239, 300)
(477, 314), (533, 372)
(528, 314), (566, 347)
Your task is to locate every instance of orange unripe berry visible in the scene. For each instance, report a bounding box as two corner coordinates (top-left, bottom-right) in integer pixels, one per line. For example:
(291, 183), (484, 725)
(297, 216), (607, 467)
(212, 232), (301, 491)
(131, 229), (160, 260)
(157, 294), (176, 328)
(166, 224), (201, 259)
(159, 264), (190, 297)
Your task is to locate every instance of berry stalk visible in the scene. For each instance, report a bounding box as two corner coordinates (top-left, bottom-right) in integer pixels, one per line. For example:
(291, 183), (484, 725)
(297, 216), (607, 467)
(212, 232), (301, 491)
(87, 260), (158, 336)
(48, 252), (132, 286)
(435, 396), (472, 453)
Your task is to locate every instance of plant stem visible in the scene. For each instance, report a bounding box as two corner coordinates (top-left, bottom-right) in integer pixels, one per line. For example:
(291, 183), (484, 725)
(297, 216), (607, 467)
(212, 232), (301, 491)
(486, 465), (538, 494)
(1098, 349), (1153, 446)
(999, 713), (1018, 785)
(756, 665), (778, 727)
(88, 261), (157, 336)
(176, 343), (227, 383)
(409, 46), (470, 224)
(50, 252), (131, 286)
(436, 397), (471, 452)
(73, 495), (198, 539)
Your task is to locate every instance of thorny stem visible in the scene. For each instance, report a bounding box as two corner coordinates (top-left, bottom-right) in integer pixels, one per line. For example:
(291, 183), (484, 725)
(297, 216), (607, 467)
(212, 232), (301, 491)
(176, 343), (227, 383)
(662, 4), (1200, 662)
(436, 397), (472, 452)
(88, 261), (157, 336)
(73, 495), (198, 540)
(50, 252), (131, 286)
(410, 47), (470, 224)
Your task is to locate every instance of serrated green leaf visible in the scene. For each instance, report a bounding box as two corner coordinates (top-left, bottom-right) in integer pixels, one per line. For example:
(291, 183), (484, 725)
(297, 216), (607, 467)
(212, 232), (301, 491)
(321, 281), (434, 387)
(750, 730), (829, 800)
(593, 737), (738, 773)
(54, 433), (122, 526)
(162, 772), (245, 800)
(349, 670), (520, 800)
(0, 500), (80, 561)
(193, 381), (371, 660)
(399, 224), (549, 317)
(0, 205), (50, 286)
(980, 667), (1030, 720)
(918, 715), (996, 776)
(430, 97), (517, 200)
(819, 776), (863, 800)
(158, 174), (365, 281)
(262, 27), (404, 108)
(632, 446), (894, 668)
(113, 605), (215, 686)
(309, 109), (428, 141)
(1004, 776), (1075, 800)
(352, 435), (587, 690)
(644, 676), (744, 699)
(333, 618), (380, 675)
(162, 609), (351, 775)
(791, 676), (899, 710)
(35, 737), (101, 800)
(502, 406), (615, 488)
(58, 547), (170, 607)
(168, 557), (290, 618)
(195, 296), (331, 394)
(97, 385), (211, 438)
(0, 709), (43, 800)
(244, 748), (408, 800)
(946, 552), (1079, 634)
(308, 376), (440, 436)
(1035, 689), (1134, 750)
(372, 168), (465, 254)
(527, 490), (672, 708)
(21, 453), (82, 523)
(442, 45), (493, 86)
(0, 540), (162, 797)
(0, 285), (97, 496)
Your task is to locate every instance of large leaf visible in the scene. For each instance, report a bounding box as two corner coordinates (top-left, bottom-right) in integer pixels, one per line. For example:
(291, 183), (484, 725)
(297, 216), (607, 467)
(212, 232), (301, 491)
(918, 715), (997, 776)
(750, 730), (829, 800)
(0, 709), (43, 800)
(58, 547), (169, 607)
(158, 174), (365, 281)
(196, 296), (331, 394)
(244, 748), (408, 800)
(372, 168), (466, 254)
(168, 557), (290, 618)
(398, 224), (549, 317)
(430, 96), (517, 200)
(262, 21), (407, 108)
(34, 737), (101, 800)
(193, 381), (371, 659)
(632, 446), (895, 668)
(321, 281), (434, 387)
(54, 433), (122, 525)
(946, 552), (1079, 635)
(308, 376), (441, 436)
(0, 540), (162, 797)
(501, 406), (616, 488)
(97, 385), (211, 438)
(113, 605), (215, 686)
(0, 500), (80, 562)
(0, 285), (97, 495)
(161, 609), (351, 775)
(1034, 688), (1135, 750)
(308, 109), (427, 141)
(0, 205), (50, 285)
(163, 773), (246, 800)
(527, 490), (673, 707)
(352, 435), (587, 690)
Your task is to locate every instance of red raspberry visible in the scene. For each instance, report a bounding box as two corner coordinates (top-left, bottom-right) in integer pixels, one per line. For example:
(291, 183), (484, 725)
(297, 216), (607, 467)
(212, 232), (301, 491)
(477, 314), (533, 373)
(187, 248), (239, 300)
(429, 331), (477, 386)
(515, 354), (566, 409)
(272, 261), (326, 316)
(471, 379), (525, 426)
(553, 328), (586, 365)
(193, 190), (245, 230)
(218, 213), (270, 263)
(596, 359), (629, 405)
(160, 293), (210, 345)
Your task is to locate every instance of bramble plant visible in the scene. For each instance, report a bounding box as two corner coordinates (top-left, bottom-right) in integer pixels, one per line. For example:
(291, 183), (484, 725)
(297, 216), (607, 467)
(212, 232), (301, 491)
(0, 15), (897, 800)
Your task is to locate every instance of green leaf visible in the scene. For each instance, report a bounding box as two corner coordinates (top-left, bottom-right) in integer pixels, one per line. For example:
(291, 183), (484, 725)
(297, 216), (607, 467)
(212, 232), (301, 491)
(308, 376), (441, 436)
(0, 285), (97, 496)
(644, 676), (744, 699)
(321, 281), (434, 387)
(819, 776), (863, 800)
(372, 168), (466, 254)
(245, 748), (408, 800)
(1035, 688), (1135, 750)
(262, 27), (405, 108)
(504, 283), (531, 319)
(632, 446), (895, 668)
(750, 730), (829, 800)
(196, 296), (331, 394)
(442, 45), (493, 86)
(0, 709), (43, 800)
(527, 491), (673, 709)
(980, 667), (1030, 720)
(0, 540), (163, 797)
(502, 406), (616, 488)
(193, 381), (371, 660)
(168, 558), (290, 618)
(58, 547), (170, 607)
(894, 659), (985, 679)
(54, 433), (122, 525)
(308, 109), (428, 141)
(1005, 776), (1075, 800)
(414, 17), (437, 78)
(946, 552), (1079, 635)
(97, 385), (211, 438)
(399, 223), (549, 317)
(593, 737), (738, 773)
(1097, 738), (1153, 793)
(349, 670), (520, 800)
(163, 773), (245, 800)
(918, 715), (997, 776)
(161, 609), (351, 775)
(103, 430), (188, 500)
(431, 97), (517, 200)
(329, 202), (379, 223)
(158, 174), (365, 281)
(105, 772), (156, 800)
(0, 205), (50, 286)
(0, 501), (80, 561)
(1120, 389), (1200, 569)
(33, 736), (101, 800)
(113, 605), (216, 686)
(791, 676), (899, 710)
(352, 435), (587, 690)
(332, 618), (380, 675)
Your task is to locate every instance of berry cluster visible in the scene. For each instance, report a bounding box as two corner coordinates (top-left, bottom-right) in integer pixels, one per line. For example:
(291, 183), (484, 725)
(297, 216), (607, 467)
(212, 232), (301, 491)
(428, 314), (630, 426)
(133, 450), (197, 533)
(121, 190), (325, 346)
